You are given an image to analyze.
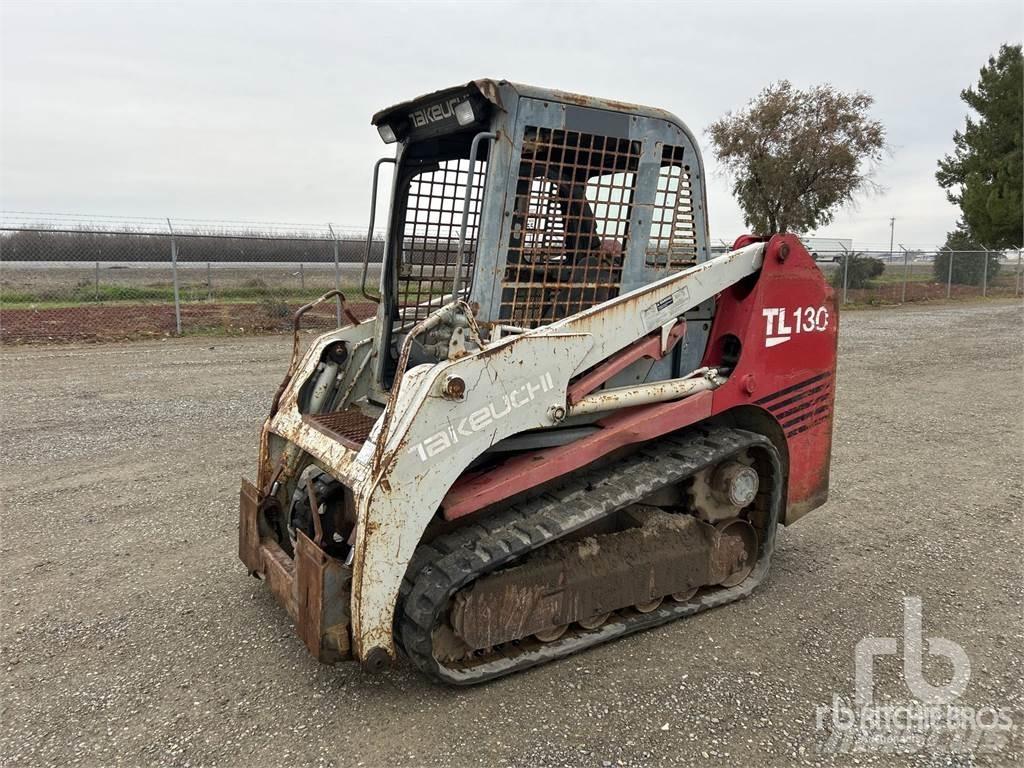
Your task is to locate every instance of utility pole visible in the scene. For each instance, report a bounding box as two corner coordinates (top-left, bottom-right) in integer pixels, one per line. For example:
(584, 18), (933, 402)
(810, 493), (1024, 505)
(888, 218), (895, 264)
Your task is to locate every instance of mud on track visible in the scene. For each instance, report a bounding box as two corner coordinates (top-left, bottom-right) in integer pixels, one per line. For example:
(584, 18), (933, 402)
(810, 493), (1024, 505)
(0, 301), (1021, 767)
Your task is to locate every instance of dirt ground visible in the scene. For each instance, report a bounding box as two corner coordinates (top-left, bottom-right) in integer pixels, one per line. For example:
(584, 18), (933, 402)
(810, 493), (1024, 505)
(1, 301), (1021, 767)
(0, 301), (376, 344)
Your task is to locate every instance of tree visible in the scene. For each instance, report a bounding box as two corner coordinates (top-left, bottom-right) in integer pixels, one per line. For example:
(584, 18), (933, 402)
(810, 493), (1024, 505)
(829, 253), (885, 290)
(933, 225), (1000, 286)
(707, 81), (886, 234)
(936, 44), (1023, 250)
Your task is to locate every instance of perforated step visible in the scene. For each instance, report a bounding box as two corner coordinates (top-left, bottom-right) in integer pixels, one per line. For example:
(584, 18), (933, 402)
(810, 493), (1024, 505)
(306, 408), (378, 448)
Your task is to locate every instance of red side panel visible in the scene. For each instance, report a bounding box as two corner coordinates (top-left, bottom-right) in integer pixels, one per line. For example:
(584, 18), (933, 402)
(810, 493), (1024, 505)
(440, 234), (837, 524)
(704, 234), (838, 522)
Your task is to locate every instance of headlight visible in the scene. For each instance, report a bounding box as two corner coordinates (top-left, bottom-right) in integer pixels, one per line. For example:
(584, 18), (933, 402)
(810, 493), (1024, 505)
(454, 100), (476, 127)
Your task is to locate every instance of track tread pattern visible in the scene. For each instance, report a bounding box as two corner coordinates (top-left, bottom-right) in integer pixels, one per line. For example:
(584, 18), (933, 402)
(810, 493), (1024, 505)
(396, 427), (782, 685)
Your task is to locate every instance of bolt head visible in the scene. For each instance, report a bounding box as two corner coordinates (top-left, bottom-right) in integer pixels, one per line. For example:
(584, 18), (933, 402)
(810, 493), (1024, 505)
(713, 462), (760, 507)
(443, 375), (466, 400)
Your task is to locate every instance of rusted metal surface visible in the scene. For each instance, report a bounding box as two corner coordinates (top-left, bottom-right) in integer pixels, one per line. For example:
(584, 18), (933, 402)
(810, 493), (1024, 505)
(372, 80), (685, 136)
(305, 476), (324, 545)
(294, 531), (352, 663)
(370, 80), (505, 128)
(567, 368), (723, 417)
(647, 145), (699, 269)
(260, 538), (298, 622)
(447, 505), (746, 652)
(566, 321), (686, 405)
(348, 332), (592, 662)
(268, 290), (354, 420)
(259, 314), (379, 493)
(441, 391), (713, 520)
(238, 478), (262, 574)
(714, 519), (758, 588)
(239, 479), (352, 662)
(544, 243), (765, 375)
(506, 81), (684, 127)
(498, 127), (639, 327)
(687, 453), (759, 523)
(305, 408), (378, 448)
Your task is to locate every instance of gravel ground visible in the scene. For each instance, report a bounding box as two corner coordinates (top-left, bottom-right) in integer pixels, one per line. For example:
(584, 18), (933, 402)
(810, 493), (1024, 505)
(1, 301), (1021, 767)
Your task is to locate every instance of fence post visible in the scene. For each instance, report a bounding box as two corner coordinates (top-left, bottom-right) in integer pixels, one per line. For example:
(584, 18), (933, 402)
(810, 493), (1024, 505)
(946, 247), (953, 299)
(95, 261), (100, 301)
(840, 245), (850, 306)
(981, 247), (989, 297)
(900, 245), (909, 303)
(329, 224), (341, 326)
(167, 218), (182, 335)
(207, 261), (212, 302)
(300, 262), (305, 291)
(1011, 246), (1019, 296)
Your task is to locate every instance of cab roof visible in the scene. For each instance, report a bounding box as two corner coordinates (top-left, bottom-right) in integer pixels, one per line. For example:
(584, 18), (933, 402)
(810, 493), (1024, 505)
(370, 79), (682, 129)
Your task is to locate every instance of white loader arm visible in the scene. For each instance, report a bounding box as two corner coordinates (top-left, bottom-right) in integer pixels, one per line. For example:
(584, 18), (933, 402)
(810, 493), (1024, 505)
(348, 242), (766, 664)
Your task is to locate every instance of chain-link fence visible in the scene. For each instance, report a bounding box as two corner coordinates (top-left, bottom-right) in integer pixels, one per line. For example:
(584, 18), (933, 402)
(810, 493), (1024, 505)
(2, 218), (1021, 344)
(1, 222), (384, 343)
(809, 248), (1023, 306)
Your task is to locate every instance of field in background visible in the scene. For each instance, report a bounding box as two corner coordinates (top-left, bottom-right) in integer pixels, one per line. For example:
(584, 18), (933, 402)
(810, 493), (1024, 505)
(2, 221), (1021, 343)
(817, 260), (1022, 304)
(0, 262), (381, 342)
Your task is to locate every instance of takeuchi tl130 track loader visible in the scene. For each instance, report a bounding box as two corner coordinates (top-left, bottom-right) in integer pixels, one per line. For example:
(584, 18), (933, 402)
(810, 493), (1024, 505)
(239, 80), (838, 685)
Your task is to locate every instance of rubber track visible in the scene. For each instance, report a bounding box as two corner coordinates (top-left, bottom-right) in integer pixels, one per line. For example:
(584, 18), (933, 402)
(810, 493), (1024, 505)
(396, 427), (783, 685)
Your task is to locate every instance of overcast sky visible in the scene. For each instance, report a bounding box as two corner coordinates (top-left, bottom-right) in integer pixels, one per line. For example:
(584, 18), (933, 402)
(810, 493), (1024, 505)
(1, 1), (1020, 248)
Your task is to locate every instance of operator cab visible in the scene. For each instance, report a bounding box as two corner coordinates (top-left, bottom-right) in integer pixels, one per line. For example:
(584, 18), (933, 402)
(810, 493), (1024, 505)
(366, 80), (713, 393)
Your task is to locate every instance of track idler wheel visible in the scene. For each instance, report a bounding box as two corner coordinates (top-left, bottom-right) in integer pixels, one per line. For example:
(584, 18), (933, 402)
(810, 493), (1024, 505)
(715, 518), (758, 587)
(577, 612), (611, 630)
(533, 625), (568, 642)
(634, 598), (664, 613)
(671, 587), (699, 602)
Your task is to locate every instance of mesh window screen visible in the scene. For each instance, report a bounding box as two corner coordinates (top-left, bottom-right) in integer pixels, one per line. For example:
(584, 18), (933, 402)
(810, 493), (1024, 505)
(499, 128), (640, 327)
(397, 157), (486, 325)
(647, 145), (698, 269)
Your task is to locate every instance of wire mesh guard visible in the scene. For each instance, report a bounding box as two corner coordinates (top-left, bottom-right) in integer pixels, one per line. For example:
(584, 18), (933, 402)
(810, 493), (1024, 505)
(499, 127), (641, 328)
(647, 145), (698, 269)
(396, 158), (487, 325)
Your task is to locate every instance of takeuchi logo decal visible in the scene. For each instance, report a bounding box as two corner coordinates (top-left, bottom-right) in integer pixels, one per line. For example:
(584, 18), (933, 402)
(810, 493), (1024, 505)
(763, 306), (830, 347)
(409, 96), (467, 129)
(408, 373), (556, 462)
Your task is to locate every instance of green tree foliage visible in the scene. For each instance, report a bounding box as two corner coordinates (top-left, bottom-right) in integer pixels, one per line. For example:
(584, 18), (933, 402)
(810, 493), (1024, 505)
(936, 44), (1023, 249)
(830, 254), (885, 290)
(707, 81), (886, 234)
(933, 226), (1001, 286)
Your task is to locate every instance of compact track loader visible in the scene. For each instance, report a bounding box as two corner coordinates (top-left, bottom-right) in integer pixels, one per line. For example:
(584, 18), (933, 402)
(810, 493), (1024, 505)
(239, 80), (838, 684)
